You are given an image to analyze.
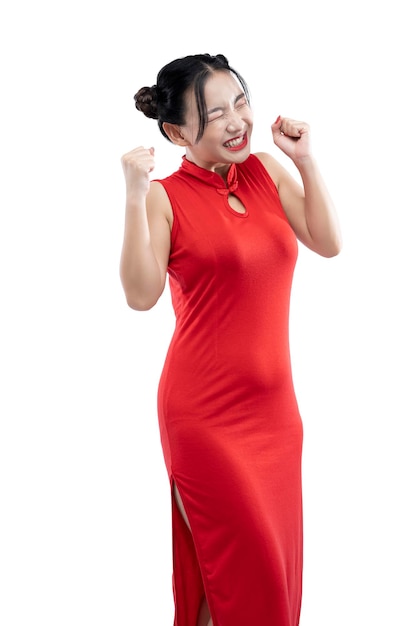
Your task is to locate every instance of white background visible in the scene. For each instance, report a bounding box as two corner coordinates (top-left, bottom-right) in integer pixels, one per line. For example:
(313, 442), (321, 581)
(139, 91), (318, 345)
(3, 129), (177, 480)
(1, 1), (416, 624)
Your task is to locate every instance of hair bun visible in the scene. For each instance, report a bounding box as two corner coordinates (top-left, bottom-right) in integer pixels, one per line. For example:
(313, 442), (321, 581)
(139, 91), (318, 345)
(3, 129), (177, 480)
(214, 53), (229, 65)
(134, 85), (159, 119)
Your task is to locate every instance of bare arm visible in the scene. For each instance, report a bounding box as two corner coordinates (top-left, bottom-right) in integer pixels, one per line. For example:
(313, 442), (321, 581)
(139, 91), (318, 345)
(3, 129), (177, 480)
(120, 146), (172, 310)
(257, 117), (342, 258)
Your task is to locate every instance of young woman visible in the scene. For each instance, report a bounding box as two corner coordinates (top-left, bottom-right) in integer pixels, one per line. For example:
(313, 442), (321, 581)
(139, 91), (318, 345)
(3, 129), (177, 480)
(120, 53), (342, 626)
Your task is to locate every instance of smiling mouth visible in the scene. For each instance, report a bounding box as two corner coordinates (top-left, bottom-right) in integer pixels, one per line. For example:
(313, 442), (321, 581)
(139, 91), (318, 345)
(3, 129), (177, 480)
(224, 133), (247, 149)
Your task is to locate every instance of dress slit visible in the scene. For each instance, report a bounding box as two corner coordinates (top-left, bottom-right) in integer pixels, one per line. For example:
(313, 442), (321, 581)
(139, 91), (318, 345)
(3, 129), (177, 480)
(171, 478), (208, 626)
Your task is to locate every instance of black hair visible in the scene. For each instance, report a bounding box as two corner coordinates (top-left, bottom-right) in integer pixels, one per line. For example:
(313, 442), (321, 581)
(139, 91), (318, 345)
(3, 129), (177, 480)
(134, 53), (250, 143)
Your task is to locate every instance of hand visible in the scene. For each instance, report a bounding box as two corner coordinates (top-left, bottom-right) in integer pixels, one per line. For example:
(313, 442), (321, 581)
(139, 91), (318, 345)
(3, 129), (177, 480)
(121, 146), (155, 196)
(271, 116), (312, 163)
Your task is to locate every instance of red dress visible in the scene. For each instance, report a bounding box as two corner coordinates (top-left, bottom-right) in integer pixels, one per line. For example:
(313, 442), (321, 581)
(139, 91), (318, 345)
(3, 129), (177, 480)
(156, 154), (303, 626)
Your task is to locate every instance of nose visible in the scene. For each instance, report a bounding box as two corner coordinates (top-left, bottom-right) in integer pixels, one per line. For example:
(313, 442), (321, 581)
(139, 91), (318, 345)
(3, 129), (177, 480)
(226, 109), (245, 133)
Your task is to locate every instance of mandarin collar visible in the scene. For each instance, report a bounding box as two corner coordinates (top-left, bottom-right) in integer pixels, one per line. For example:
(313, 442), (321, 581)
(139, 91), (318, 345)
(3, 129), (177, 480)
(180, 156), (238, 195)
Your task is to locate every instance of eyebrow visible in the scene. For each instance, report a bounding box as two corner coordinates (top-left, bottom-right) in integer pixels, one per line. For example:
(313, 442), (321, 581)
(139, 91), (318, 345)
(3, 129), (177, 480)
(207, 92), (246, 114)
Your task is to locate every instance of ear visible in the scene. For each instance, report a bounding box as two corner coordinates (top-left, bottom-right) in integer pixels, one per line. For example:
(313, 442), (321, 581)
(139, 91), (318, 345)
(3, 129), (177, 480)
(162, 122), (190, 146)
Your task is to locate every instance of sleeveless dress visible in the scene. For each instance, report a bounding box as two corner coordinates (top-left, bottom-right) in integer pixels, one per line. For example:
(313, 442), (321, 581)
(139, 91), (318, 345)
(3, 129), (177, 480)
(155, 154), (303, 626)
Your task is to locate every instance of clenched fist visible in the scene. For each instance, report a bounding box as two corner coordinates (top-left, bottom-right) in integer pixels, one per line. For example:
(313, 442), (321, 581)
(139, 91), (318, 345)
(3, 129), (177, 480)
(121, 146), (155, 196)
(271, 116), (312, 163)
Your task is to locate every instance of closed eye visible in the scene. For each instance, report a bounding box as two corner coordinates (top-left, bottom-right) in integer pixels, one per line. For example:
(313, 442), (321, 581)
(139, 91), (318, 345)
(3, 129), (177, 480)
(235, 94), (248, 108)
(207, 108), (225, 122)
(207, 94), (249, 122)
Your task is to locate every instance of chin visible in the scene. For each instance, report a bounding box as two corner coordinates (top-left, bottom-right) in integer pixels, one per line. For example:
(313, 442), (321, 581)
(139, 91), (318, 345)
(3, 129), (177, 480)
(231, 146), (251, 162)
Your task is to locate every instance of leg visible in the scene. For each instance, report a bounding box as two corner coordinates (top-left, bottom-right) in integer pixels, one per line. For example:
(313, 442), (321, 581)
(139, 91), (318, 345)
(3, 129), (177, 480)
(197, 596), (213, 626)
(173, 483), (213, 626)
(173, 482), (191, 530)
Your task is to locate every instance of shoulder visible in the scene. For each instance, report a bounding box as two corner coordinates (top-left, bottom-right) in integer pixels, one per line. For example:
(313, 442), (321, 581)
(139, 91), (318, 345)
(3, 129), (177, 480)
(147, 180), (174, 228)
(148, 178), (172, 205)
(252, 152), (286, 187)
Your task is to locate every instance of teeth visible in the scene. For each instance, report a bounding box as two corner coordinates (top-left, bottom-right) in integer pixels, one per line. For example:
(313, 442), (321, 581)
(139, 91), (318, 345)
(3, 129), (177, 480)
(225, 136), (244, 148)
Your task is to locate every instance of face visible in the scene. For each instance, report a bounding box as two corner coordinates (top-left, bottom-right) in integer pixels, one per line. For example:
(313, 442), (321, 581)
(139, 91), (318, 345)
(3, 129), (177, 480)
(180, 70), (253, 172)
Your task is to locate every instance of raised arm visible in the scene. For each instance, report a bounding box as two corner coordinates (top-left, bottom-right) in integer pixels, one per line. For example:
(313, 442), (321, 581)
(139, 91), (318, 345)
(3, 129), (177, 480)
(120, 146), (172, 310)
(257, 117), (342, 258)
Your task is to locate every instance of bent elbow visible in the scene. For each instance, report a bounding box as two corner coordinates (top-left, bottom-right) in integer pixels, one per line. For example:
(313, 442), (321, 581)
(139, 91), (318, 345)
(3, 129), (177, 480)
(125, 294), (160, 311)
(318, 232), (343, 258)
(322, 242), (342, 258)
(330, 235), (343, 257)
(120, 276), (165, 311)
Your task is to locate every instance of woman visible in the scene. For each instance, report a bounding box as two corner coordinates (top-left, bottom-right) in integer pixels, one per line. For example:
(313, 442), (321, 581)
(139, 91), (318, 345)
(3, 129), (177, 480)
(120, 53), (341, 626)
